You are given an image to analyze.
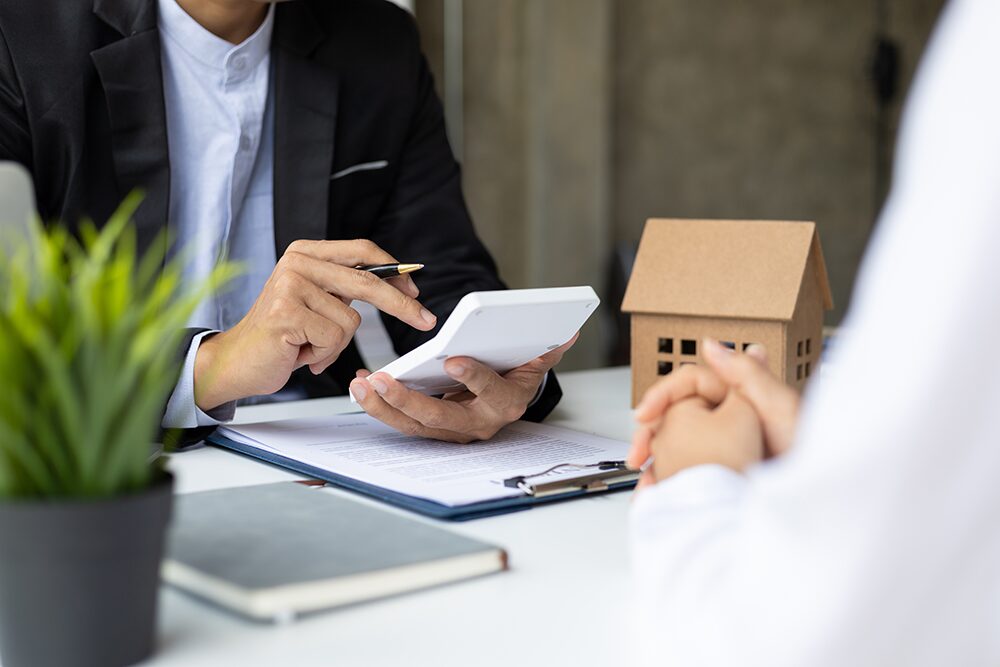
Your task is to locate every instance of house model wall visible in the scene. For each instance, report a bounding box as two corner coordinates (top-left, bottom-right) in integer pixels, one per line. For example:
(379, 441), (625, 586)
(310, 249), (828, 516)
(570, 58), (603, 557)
(621, 219), (833, 408)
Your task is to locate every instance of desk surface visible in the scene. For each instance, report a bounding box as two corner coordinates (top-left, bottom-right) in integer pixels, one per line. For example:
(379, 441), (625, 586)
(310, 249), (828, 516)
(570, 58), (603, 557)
(153, 366), (634, 667)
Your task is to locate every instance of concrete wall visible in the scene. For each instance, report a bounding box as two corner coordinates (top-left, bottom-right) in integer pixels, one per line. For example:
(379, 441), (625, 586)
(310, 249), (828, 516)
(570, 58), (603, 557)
(613, 0), (945, 323)
(415, 0), (946, 367)
(417, 0), (614, 370)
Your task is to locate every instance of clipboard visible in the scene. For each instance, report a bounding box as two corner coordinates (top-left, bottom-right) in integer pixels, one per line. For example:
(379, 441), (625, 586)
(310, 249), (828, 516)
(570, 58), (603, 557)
(206, 433), (639, 522)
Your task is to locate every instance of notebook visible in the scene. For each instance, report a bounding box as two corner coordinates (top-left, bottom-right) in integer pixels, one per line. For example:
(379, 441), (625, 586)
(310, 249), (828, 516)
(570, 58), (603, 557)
(163, 483), (507, 621)
(208, 414), (638, 521)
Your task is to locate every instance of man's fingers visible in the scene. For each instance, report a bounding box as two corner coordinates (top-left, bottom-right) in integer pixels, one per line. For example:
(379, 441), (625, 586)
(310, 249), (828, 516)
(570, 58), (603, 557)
(387, 274), (420, 299)
(368, 373), (467, 424)
(280, 309), (337, 351)
(432, 333), (578, 420)
(278, 253), (436, 332)
(365, 372), (497, 437)
(331, 263), (436, 330)
(286, 309), (343, 369)
(285, 239), (420, 298)
(495, 332), (579, 395)
(285, 238), (399, 269)
(294, 283), (363, 374)
(349, 378), (479, 444)
(634, 364), (728, 426)
(444, 357), (502, 397)
(299, 282), (362, 335)
(441, 357), (528, 423)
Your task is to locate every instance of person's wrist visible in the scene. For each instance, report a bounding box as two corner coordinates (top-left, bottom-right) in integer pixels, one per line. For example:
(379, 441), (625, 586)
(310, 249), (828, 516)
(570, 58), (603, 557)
(653, 450), (751, 482)
(193, 331), (239, 411)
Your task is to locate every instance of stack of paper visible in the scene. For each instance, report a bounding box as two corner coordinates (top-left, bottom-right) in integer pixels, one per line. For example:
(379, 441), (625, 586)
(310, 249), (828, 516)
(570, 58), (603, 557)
(216, 414), (631, 509)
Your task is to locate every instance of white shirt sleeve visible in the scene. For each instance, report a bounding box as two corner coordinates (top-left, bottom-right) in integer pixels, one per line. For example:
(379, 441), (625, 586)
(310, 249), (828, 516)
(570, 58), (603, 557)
(162, 330), (237, 429)
(629, 2), (1000, 665)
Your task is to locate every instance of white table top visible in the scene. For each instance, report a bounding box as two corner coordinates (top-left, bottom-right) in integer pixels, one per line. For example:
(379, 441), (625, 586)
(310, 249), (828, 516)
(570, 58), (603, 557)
(152, 366), (636, 667)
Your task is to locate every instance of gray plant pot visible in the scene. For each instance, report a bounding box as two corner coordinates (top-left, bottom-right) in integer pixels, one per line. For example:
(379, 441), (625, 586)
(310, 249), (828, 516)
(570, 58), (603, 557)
(0, 473), (174, 667)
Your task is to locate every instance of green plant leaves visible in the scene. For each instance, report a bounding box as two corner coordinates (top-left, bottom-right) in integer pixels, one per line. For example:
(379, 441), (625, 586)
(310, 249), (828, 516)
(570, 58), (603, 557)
(0, 191), (238, 499)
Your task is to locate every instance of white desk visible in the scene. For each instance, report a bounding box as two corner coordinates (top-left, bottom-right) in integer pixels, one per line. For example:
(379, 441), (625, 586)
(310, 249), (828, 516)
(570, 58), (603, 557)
(151, 367), (635, 667)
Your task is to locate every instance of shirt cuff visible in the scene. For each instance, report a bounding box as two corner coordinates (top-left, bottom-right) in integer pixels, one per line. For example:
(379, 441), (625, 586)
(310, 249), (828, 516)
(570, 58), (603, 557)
(162, 330), (237, 429)
(527, 370), (550, 408)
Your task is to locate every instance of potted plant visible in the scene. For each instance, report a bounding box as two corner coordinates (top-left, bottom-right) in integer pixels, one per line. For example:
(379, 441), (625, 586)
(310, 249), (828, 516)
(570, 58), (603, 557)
(0, 192), (235, 667)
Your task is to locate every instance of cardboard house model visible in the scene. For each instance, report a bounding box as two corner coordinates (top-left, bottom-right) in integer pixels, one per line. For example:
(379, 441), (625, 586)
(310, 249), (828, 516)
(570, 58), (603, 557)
(621, 219), (833, 407)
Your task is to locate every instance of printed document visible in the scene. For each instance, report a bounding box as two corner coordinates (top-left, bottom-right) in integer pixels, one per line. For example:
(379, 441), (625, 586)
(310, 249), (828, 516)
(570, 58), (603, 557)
(218, 415), (630, 506)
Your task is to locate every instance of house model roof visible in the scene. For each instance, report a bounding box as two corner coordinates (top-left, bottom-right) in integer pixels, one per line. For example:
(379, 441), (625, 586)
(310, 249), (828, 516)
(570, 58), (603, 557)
(621, 218), (833, 321)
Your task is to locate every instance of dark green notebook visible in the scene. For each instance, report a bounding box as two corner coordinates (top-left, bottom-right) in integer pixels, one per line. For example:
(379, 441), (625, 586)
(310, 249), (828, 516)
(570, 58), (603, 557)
(163, 483), (507, 621)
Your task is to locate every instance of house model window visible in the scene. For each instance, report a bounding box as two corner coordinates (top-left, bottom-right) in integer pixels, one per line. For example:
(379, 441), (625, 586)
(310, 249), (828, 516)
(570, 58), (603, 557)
(621, 218), (833, 407)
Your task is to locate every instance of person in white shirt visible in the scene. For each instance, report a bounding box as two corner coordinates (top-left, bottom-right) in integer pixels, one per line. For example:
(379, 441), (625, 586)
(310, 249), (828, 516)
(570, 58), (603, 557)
(626, 0), (1000, 665)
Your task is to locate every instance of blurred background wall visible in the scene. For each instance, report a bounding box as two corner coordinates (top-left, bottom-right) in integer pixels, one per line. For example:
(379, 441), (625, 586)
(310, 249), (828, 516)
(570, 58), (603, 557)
(410, 0), (946, 370)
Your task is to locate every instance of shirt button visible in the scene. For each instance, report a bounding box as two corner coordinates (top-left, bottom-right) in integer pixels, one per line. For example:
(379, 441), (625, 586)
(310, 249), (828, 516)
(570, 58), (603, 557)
(232, 56), (247, 72)
(239, 135), (252, 151)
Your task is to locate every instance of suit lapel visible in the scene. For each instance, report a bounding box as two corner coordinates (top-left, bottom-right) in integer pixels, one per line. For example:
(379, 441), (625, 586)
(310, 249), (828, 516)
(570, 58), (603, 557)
(90, 0), (169, 260)
(272, 2), (338, 258)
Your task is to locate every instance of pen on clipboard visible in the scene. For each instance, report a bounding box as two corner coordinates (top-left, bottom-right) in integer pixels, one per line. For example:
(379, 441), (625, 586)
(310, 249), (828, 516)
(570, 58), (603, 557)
(502, 460), (638, 497)
(357, 263), (424, 279)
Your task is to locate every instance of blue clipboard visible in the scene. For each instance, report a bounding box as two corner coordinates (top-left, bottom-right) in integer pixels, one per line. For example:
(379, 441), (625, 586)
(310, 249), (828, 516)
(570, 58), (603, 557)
(206, 433), (637, 521)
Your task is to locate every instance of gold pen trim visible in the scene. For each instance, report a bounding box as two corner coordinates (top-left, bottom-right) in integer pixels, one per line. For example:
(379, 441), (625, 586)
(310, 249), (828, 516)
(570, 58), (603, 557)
(395, 263), (424, 275)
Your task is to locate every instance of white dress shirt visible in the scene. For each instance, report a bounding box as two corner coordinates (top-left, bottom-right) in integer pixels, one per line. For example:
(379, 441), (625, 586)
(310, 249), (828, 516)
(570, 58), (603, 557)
(157, 0), (276, 428)
(630, 1), (1000, 665)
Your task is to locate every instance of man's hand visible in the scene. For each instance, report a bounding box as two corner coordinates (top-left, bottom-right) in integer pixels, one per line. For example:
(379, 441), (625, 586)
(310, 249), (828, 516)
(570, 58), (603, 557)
(193, 239), (437, 411)
(643, 393), (764, 485)
(349, 335), (578, 444)
(627, 338), (802, 488)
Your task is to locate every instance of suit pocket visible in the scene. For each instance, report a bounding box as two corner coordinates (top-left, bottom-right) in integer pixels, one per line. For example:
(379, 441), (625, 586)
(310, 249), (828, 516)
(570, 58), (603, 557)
(331, 160), (389, 181)
(329, 164), (395, 237)
(331, 160), (393, 198)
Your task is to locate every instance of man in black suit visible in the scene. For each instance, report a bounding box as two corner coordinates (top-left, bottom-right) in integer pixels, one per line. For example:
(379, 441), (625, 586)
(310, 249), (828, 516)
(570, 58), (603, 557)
(0, 0), (568, 443)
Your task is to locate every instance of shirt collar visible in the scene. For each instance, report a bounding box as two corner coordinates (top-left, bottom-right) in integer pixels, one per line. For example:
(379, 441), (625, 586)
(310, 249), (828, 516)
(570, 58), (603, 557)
(157, 0), (274, 72)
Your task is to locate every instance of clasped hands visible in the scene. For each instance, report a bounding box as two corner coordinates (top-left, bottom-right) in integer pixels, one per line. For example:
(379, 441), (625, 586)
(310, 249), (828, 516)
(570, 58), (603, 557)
(626, 339), (802, 490)
(193, 239), (574, 443)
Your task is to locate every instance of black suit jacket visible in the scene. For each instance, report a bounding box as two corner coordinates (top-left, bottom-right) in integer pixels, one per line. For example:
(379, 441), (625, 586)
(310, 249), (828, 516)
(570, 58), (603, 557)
(0, 0), (561, 429)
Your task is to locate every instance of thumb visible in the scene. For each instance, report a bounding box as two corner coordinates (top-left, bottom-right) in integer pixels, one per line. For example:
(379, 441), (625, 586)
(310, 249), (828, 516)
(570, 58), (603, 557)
(701, 338), (800, 455)
(701, 338), (782, 400)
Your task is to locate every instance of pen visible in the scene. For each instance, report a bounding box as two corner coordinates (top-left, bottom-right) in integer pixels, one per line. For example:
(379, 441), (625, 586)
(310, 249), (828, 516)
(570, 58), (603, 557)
(357, 263), (424, 279)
